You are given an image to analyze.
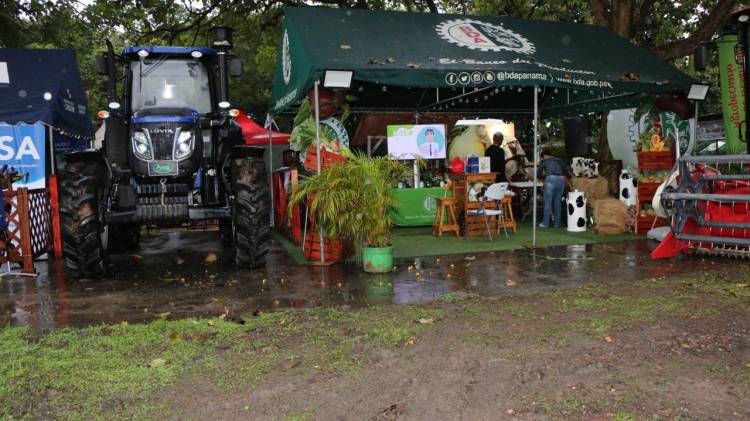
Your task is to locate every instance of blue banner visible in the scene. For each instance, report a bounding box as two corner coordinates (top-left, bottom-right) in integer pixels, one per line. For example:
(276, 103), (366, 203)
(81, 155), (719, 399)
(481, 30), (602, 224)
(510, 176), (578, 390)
(0, 123), (46, 189)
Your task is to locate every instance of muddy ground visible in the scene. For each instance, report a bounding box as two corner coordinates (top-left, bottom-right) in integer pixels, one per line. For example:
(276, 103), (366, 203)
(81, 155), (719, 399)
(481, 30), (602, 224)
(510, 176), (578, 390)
(2, 262), (748, 420)
(159, 272), (750, 421)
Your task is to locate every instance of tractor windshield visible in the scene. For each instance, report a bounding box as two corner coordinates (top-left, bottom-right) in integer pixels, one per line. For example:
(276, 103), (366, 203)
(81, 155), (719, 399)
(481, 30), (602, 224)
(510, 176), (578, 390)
(131, 59), (211, 114)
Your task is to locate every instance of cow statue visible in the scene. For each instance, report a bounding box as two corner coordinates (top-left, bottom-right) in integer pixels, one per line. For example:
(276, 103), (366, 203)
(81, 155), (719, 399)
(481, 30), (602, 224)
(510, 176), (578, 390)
(571, 157), (600, 178)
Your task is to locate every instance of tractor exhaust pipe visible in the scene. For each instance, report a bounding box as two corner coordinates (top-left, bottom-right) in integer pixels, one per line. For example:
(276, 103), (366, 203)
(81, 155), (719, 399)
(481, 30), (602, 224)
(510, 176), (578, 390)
(210, 26), (234, 112)
(105, 39), (117, 103)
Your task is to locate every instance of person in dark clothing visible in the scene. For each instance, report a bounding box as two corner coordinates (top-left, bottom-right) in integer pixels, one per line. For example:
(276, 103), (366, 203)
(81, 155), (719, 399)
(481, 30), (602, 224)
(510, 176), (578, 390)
(485, 133), (507, 182)
(536, 148), (570, 228)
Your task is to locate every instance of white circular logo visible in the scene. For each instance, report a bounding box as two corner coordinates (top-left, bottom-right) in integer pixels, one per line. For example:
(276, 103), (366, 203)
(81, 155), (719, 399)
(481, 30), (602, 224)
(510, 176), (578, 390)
(423, 197), (436, 213)
(282, 30), (292, 85)
(436, 19), (535, 54)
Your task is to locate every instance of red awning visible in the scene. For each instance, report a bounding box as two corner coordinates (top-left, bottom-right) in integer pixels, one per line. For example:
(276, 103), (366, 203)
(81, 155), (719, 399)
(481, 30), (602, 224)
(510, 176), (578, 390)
(236, 111), (290, 146)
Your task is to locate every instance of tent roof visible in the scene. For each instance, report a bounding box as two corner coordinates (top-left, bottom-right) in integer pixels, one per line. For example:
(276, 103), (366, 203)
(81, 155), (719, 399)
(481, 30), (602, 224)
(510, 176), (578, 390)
(0, 48), (93, 139)
(269, 7), (696, 116)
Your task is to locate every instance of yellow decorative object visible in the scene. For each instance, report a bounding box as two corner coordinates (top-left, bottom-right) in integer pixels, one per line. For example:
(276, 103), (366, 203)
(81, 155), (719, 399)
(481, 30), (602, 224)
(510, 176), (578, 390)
(448, 125), (490, 160)
(650, 134), (666, 152)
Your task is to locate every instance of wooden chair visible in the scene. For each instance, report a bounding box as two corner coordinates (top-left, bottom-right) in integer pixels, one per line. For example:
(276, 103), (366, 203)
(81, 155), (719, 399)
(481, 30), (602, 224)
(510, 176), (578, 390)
(433, 197), (460, 237)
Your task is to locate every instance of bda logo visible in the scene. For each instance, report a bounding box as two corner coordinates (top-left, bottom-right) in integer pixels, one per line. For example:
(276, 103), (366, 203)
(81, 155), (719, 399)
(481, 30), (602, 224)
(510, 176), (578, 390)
(423, 196), (436, 213)
(436, 19), (535, 54)
(282, 30), (292, 85)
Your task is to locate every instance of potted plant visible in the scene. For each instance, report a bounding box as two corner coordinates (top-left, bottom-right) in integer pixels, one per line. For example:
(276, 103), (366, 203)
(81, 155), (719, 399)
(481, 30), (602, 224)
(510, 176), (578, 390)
(288, 151), (410, 272)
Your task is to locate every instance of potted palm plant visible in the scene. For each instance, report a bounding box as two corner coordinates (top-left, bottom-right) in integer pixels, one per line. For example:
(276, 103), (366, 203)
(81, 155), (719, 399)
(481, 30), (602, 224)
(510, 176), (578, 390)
(288, 151), (410, 272)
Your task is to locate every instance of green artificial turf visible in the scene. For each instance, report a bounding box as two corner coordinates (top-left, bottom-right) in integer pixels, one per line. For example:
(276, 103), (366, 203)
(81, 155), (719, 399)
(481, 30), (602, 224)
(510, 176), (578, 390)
(389, 224), (639, 258)
(275, 223), (641, 264)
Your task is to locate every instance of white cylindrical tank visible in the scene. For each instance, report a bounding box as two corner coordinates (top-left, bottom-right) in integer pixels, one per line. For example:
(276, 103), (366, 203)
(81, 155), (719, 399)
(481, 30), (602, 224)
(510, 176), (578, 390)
(567, 190), (587, 232)
(619, 170), (636, 207)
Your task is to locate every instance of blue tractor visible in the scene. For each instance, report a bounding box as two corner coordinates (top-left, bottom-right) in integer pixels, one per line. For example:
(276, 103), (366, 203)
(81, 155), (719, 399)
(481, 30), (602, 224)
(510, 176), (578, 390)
(60, 27), (270, 276)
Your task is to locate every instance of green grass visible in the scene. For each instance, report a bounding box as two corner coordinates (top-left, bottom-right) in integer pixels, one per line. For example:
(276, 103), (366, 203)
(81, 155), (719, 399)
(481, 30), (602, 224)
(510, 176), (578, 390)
(0, 318), (250, 420)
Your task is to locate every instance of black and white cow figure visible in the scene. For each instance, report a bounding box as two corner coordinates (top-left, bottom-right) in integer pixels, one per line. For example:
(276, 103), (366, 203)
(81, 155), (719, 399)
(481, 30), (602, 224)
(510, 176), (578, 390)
(571, 157), (600, 178)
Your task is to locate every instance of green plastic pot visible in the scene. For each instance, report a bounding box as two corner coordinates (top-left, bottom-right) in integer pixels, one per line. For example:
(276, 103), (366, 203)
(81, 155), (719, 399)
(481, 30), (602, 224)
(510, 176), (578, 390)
(362, 246), (394, 273)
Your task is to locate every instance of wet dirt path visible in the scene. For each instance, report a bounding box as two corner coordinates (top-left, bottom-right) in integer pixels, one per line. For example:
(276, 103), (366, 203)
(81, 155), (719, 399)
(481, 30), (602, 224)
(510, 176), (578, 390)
(0, 230), (740, 329)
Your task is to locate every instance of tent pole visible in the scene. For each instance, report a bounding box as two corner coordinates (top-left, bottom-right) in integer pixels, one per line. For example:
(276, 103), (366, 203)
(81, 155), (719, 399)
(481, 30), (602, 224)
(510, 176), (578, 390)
(47, 125), (55, 176)
(532, 86), (539, 247)
(314, 80), (324, 265)
(266, 114), (275, 227)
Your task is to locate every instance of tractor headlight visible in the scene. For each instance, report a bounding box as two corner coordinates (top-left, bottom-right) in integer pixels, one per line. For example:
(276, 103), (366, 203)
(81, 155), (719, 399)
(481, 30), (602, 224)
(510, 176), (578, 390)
(173, 130), (194, 159)
(132, 130), (153, 160)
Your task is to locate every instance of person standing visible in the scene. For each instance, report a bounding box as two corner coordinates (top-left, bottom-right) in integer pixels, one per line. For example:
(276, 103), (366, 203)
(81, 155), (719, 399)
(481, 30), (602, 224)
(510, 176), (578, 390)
(536, 148), (570, 228)
(485, 132), (507, 182)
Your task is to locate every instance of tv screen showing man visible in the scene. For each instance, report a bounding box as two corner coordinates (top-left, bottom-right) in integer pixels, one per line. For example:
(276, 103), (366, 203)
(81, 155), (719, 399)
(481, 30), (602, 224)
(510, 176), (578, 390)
(386, 124), (446, 160)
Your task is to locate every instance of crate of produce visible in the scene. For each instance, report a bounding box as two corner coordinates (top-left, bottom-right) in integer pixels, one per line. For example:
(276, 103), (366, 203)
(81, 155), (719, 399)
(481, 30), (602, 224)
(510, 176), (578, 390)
(303, 146), (347, 173)
(637, 182), (661, 199)
(637, 151), (675, 170)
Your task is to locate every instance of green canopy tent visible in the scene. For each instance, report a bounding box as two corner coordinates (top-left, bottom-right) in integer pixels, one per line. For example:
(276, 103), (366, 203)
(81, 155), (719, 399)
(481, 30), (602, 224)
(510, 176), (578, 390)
(269, 6), (697, 257)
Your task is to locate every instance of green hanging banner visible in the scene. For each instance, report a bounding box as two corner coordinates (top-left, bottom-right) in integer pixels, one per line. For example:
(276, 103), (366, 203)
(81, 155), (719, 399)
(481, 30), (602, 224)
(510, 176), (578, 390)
(717, 34), (746, 154)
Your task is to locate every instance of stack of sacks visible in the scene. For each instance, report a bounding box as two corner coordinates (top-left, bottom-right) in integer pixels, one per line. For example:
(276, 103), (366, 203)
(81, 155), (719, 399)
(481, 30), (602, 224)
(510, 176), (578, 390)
(592, 198), (629, 235)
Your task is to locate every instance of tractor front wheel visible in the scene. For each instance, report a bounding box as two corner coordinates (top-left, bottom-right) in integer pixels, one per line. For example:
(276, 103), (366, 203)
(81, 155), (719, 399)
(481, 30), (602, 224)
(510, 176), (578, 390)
(230, 148), (270, 268)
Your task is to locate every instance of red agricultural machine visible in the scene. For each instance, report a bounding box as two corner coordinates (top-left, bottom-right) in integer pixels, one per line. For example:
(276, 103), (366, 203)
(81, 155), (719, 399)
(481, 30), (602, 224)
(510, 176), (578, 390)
(651, 7), (750, 259)
(652, 155), (750, 258)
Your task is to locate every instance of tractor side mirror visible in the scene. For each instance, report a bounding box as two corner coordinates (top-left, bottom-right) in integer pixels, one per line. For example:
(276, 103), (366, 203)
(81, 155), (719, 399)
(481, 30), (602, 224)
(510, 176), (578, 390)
(96, 54), (109, 76)
(229, 58), (242, 77)
(694, 43), (708, 72)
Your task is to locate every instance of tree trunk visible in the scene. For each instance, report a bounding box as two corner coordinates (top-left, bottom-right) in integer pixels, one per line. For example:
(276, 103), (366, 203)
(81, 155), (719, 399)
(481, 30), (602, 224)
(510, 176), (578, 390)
(596, 112), (621, 195)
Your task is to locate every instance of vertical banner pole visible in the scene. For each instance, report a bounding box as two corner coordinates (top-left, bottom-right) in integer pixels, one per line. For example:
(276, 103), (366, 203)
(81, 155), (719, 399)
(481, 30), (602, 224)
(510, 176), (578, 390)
(314, 80), (324, 265)
(47, 125), (62, 258)
(532, 86), (539, 247)
(265, 114), (275, 227)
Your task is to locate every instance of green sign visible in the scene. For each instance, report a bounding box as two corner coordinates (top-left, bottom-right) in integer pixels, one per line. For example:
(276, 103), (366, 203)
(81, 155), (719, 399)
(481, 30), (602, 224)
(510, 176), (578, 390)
(153, 163), (174, 174)
(390, 187), (447, 226)
(717, 34), (746, 154)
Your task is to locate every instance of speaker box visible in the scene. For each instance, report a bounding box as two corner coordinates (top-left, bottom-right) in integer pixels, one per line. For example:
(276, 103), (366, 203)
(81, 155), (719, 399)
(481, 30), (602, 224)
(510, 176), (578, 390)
(563, 116), (592, 160)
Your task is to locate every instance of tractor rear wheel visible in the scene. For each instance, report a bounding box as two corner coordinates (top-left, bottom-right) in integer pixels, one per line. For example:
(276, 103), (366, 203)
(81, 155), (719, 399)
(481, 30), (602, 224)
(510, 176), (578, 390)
(230, 149), (270, 268)
(60, 154), (107, 277)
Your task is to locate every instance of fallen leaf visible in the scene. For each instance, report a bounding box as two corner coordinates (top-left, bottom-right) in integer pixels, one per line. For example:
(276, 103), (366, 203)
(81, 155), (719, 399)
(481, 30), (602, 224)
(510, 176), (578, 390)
(204, 252), (218, 263)
(406, 337), (416, 346)
(604, 336), (613, 343)
(505, 279), (517, 287)
(149, 358), (166, 368)
(158, 312), (171, 320)
(169, 333), (181, 343)
(339, 44), (351, 49)
(416, 318), (434, 324)
(464, 256), (476, 261)
(207, 320), (214, 327)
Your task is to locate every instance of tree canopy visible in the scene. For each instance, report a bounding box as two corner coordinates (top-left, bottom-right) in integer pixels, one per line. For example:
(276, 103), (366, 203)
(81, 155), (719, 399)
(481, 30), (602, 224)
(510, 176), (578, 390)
(0, 0), (738, 119)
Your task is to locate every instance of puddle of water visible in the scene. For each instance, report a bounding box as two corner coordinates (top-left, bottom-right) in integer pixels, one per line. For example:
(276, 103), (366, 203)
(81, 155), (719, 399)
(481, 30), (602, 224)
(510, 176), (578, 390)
(0, 230), (740, 329)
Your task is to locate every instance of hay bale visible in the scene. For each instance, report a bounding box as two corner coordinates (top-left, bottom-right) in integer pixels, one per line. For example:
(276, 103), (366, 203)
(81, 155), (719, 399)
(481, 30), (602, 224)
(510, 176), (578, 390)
(571, 176), (609, 203)
(592, 198), (629, 235)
